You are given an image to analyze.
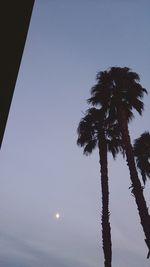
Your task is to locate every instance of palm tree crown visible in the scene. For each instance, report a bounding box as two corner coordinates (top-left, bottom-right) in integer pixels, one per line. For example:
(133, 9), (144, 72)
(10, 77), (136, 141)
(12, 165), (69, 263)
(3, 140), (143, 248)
(77, 107), (123, 158)
(88, 67), (147, 122)
(134, 132), (150, 184)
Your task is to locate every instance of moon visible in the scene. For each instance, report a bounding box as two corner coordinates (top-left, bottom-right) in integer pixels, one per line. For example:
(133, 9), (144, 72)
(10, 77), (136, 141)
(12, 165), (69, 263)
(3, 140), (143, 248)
(55, 213), (60, 219)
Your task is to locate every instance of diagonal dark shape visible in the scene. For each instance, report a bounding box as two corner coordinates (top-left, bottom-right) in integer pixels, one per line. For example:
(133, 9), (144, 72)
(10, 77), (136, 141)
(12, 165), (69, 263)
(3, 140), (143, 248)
(0, 1), (35, 149)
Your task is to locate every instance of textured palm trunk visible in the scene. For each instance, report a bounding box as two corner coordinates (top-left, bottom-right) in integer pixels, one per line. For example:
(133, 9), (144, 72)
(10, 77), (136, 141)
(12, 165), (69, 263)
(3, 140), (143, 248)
(117, 106), (150, 257)
(98, 132), (112, 267)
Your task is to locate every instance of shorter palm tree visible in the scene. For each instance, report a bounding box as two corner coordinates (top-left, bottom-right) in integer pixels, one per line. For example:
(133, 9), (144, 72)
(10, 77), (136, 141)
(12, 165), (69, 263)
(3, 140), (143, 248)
(77, 107), (123, 267)
(134, 132), (150, 185)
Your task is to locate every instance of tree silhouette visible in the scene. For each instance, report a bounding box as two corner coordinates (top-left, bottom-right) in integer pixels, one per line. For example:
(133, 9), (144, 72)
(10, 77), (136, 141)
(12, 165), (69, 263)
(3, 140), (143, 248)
(134, 132), (150, 258)
(134, 132), (150, 185)
(88, 67), (150, 257)
(77, 107), (123, 267)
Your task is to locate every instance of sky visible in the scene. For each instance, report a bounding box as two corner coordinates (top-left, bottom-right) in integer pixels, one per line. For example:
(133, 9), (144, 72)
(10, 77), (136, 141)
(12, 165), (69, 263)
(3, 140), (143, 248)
(0, 0), (150, 266)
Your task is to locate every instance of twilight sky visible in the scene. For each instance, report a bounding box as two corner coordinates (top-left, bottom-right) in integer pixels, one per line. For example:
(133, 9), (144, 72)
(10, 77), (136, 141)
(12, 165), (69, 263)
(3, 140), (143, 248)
(0, 0), (150, 266)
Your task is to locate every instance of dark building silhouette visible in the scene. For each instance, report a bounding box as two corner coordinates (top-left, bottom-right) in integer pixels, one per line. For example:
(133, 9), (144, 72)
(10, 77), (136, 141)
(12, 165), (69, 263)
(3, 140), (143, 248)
(0, 1), (35, 149)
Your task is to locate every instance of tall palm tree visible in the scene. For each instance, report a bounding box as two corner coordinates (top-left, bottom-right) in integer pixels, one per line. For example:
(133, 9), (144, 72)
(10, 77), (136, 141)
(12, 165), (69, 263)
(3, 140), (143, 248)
(134, 132), (150, 185)
(77, 107), (123, 267)
(88, 67), (150, 257)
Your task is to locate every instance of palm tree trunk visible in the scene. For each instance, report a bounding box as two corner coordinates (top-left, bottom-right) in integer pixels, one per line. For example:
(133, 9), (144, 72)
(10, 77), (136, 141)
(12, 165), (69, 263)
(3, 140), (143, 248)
(118, 107), (150, 257)
(98, 132), (112, 267)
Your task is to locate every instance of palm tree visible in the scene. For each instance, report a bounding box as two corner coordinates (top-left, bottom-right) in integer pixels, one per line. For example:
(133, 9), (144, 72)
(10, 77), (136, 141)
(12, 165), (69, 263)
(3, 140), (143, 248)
(134, 132), (150, 185)
(88, 67), (150, 257)
(77, 107), (123, 267)
(134, 132), (150, 258)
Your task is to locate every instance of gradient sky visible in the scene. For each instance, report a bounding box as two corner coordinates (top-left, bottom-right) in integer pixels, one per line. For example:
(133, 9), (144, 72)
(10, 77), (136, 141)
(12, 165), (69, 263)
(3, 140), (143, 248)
(0, 0), (150, 266)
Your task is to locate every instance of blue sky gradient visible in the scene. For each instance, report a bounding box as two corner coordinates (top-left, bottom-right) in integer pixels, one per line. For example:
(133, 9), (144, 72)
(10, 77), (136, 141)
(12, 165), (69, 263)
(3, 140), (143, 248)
(0, 0), (150, 266)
